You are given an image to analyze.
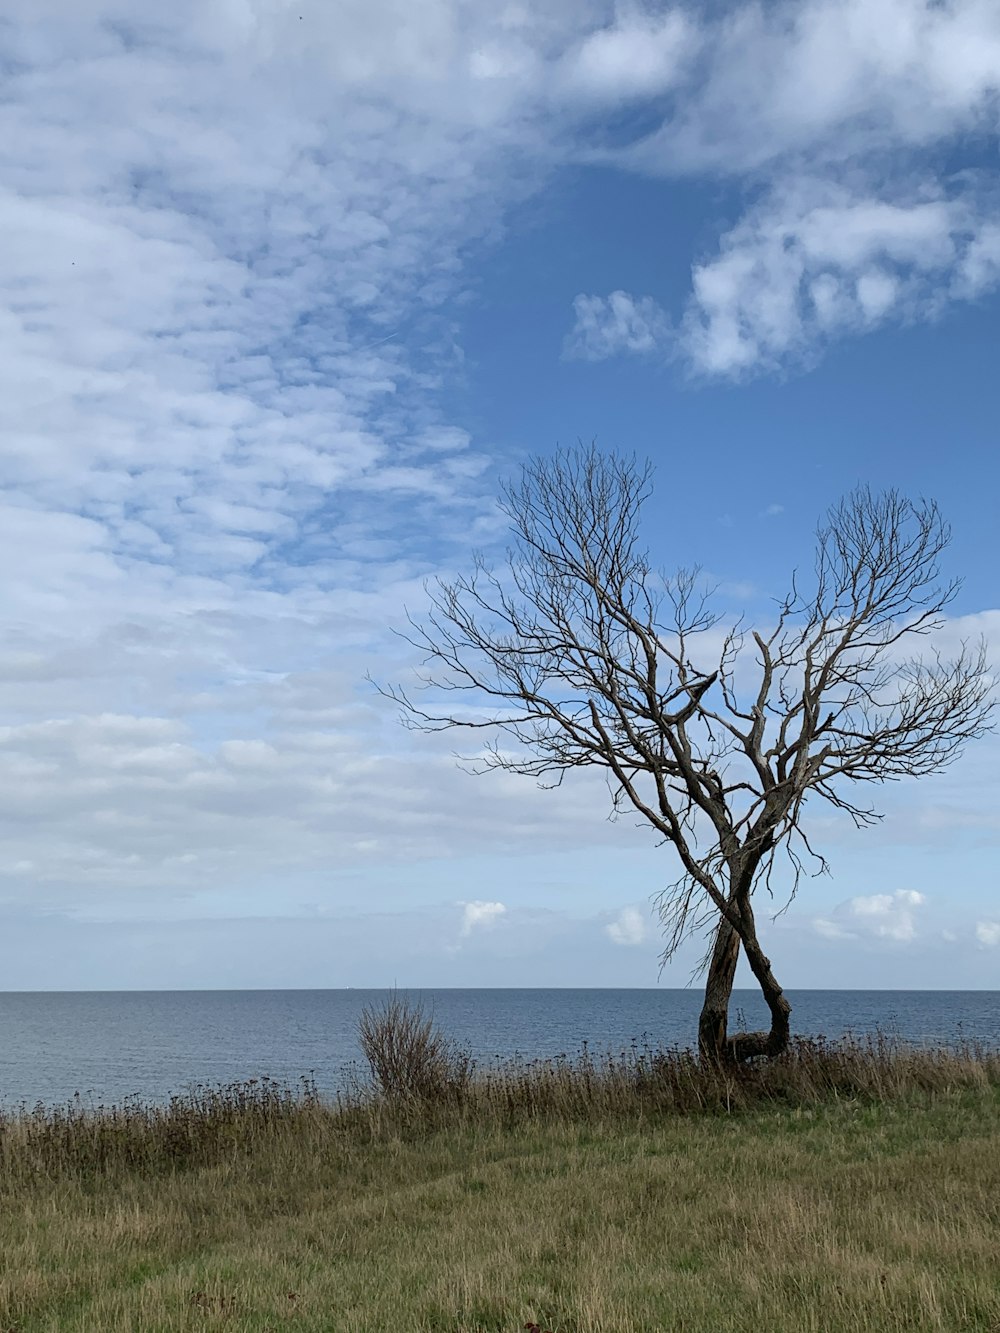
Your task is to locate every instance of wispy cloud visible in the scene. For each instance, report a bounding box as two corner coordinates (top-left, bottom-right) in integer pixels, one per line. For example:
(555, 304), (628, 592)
(813, 917), (856, 942)
(975, 921), (1000, 947)
(563, 291), (669, 361)
(555, 8), (696, 103)
(813, 889), (928, 944)
(847, 889), (926, 942)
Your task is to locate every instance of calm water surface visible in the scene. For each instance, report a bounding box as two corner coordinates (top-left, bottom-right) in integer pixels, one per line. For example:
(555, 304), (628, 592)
(0, 988), (997, 1109)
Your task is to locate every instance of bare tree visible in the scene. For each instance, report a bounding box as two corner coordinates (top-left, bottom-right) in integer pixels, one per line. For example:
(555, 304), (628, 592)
(379, 447), (994, 1062)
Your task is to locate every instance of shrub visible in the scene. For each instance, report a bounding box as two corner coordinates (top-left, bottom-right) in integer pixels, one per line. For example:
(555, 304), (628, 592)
(357, 993), (474, 1105)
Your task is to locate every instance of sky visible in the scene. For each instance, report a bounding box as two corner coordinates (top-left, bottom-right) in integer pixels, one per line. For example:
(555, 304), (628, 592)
(0, 0), (998, 991)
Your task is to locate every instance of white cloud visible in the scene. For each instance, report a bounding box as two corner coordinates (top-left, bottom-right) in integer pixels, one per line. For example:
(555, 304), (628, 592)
(564, 291), (668, 361)
(846, 889), (927, 942)
(678, 182), (1000, 377)
(605, 905), (648, 947)
(809, 889), (933, 946)
(975, 921), (1000, 947)
(459, 900), (507, 937)
(577, 185), (1000, 374)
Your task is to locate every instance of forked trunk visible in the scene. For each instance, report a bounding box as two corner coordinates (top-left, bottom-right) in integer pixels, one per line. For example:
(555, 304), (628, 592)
(698, 905), (792, 1063)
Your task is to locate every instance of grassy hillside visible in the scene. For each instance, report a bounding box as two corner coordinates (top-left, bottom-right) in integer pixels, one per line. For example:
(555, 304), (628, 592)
(0, 1020), (998, 1332)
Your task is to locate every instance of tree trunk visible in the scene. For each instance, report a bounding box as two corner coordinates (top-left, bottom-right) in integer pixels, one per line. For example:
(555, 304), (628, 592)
(697, 916), (741, 1062)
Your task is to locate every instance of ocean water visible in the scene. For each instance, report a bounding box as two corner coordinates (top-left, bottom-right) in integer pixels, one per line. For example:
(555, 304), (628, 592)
(0, 988), (997, 1110)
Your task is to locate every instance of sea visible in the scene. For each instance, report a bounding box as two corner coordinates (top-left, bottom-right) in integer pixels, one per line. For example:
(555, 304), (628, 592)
(0, 988), (997, 1110)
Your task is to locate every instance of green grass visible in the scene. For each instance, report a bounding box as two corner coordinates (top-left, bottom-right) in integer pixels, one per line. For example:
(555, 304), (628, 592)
(0, 1013), (998, 1332)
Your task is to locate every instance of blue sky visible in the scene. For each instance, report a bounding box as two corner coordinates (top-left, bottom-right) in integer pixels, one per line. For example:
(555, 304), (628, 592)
(0, 0), (998, 990)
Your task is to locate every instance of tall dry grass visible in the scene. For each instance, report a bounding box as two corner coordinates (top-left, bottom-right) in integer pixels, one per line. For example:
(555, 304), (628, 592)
(0, 1074), (322, 1187)
(347, 992), (1000, 1134)
(0, 995), (996, 1186)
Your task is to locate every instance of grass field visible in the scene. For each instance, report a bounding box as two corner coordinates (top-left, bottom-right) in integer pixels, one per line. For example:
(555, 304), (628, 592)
(0, 1009), (998, 1332)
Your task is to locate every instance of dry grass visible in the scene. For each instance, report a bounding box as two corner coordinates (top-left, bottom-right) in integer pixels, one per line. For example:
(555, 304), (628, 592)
(0, 999), (998, 1332)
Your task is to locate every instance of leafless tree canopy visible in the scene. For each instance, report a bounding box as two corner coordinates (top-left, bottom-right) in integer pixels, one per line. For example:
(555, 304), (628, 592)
(379, 447), (994, 1059)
